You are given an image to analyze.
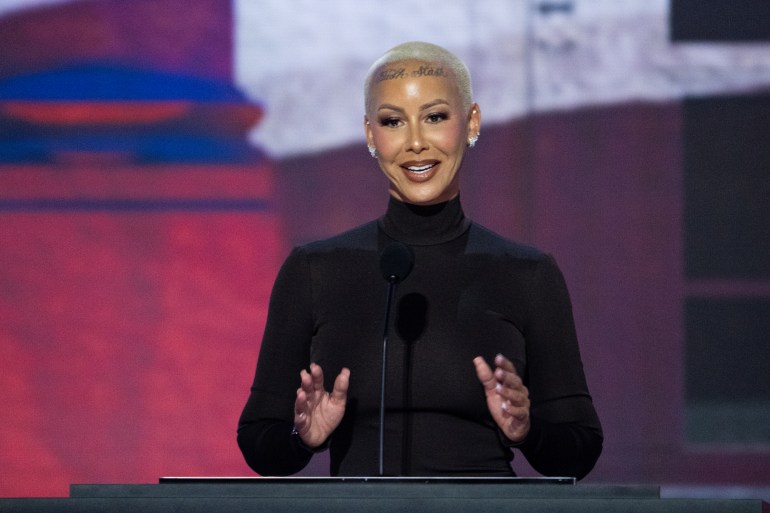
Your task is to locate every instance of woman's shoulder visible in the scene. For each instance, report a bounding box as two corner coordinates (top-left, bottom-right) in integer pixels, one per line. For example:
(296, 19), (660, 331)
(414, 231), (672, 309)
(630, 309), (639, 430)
(297, 220), (379, 255)
(467, 222), (549, 262)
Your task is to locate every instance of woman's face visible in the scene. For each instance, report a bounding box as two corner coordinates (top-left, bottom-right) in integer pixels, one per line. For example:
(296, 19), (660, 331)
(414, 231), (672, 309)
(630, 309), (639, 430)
(365, 60), (480, 206)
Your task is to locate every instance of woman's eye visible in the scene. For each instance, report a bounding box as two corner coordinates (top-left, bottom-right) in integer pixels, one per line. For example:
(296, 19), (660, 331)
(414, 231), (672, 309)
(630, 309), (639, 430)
(379, 117), (402, 128)
(426, 112), (448, 123)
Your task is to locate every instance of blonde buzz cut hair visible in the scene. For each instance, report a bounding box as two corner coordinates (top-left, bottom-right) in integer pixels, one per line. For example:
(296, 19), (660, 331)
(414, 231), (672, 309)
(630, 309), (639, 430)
(364, 41), (473, 114)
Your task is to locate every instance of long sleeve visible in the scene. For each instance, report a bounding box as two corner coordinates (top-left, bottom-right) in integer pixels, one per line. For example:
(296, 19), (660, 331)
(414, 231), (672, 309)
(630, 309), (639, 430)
(515, 255), (603, 480)
(237, 247), (316, 475)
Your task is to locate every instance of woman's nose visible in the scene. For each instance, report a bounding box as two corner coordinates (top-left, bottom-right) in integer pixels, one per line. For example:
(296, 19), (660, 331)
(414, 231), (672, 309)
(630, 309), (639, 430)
(407, 124), (428, 153)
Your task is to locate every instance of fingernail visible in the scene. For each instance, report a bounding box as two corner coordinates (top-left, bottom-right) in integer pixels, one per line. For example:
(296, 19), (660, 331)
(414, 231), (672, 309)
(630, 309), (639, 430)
(495, 383), (502, 393)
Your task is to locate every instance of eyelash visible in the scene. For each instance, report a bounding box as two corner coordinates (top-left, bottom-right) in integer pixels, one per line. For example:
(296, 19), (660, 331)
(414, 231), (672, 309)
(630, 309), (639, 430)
(379, 117), (401, 128)
(378, 112), (449, 127)
(426, 112), (448, 123)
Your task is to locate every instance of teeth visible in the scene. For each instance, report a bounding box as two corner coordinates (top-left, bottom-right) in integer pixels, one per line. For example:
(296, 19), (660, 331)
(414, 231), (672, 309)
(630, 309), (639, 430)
(407, 164), (434, 172)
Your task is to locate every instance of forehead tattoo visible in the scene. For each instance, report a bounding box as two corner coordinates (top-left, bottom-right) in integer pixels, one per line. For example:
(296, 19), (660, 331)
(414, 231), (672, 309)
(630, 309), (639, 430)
(375, 64), (449, 83)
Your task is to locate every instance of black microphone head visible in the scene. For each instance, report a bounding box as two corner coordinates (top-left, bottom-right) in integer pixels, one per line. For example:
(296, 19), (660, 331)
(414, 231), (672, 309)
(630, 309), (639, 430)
(379, 242), (414, 284)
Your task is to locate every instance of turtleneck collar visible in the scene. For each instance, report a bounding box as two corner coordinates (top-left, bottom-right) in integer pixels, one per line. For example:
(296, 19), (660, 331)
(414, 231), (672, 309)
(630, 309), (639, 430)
(378, 195), (471, 246)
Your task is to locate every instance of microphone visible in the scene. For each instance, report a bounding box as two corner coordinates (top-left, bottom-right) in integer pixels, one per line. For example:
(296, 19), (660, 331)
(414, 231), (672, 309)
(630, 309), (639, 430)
(380, 241), (414, 284)
(377, 242), (414, 476)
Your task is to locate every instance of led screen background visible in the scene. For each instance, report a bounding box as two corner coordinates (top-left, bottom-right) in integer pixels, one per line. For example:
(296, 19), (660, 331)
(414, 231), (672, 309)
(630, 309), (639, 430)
(1, 0), (769, 497)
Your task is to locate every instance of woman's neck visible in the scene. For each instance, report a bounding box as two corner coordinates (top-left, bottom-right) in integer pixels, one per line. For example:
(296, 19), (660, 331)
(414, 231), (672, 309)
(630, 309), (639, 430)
(379, 195), (471, 246)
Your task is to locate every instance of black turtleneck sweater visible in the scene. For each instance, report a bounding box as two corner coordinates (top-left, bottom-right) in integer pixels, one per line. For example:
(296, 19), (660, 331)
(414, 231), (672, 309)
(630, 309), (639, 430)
(238, 197), (602, 479)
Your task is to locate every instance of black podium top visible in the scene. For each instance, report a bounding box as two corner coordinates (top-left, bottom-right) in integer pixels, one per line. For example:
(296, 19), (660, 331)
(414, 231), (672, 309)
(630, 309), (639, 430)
(0, 478), (765, 513)
(68, 476), (663, 500)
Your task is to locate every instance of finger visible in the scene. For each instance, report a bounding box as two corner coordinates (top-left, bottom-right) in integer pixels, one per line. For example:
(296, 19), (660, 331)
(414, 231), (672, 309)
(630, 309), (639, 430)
(299, 369), (313, 395)
(494, 353), (517, 373)
(329, 368), (350, 403)
(494, 369), (528, 397)
(500, 394), (530, 423)
(494, 362), (525, 391)
(497, 387), (529, 407)
(503, 407), (529, 430)
(500, 372), (525, 392)
(501, 394), (529, 414)
(310, 363), (325, 392)
(494, 354), (520, 379)
(473, 356), (497, 391)
(511, 408), (529, 422)
(495, 373), (525, 396)
(294, 387), (309, 425)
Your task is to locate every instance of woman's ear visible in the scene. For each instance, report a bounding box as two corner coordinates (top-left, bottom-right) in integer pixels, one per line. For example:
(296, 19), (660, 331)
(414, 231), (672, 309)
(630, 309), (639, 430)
(364, 116), (374, 146)
(467, 103), (481, 140)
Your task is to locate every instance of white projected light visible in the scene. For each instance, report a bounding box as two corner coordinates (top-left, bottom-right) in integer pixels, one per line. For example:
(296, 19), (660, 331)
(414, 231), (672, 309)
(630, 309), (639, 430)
(234, 0), (770, 157)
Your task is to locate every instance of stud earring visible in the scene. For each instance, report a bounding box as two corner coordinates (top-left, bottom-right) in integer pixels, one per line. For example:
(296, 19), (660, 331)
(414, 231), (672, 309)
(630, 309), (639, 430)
(368, 146), (378, 158)
(467, 134), (479, 148)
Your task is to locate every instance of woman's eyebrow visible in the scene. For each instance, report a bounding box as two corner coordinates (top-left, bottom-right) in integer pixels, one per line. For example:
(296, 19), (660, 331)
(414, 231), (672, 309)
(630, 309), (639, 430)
(420, 99), (450, 110)
(377, 99), (450, 113)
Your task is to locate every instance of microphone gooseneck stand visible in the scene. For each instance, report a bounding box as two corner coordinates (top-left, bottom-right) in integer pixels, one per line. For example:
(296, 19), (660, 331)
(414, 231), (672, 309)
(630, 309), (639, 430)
(379, 275), (397, 477)
(378, 241), (414, 477)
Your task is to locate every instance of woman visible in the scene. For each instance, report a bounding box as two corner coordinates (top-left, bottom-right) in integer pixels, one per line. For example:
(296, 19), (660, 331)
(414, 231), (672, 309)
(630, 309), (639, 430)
(238, 42), (602, 479)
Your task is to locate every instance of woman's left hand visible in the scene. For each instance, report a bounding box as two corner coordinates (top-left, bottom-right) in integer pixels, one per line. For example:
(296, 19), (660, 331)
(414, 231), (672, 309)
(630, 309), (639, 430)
(473, 354), (531, 444)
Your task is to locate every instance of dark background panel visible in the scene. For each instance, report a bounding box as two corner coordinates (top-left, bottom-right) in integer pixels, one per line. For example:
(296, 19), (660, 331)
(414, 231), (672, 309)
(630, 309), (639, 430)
(685, 298), (770, 403)
(671, 0), (770, 41)
(683, 95), (770, 280)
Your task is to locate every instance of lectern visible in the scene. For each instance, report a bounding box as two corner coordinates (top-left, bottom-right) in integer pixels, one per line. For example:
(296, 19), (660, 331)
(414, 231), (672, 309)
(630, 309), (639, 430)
(0, 477), (767, 512)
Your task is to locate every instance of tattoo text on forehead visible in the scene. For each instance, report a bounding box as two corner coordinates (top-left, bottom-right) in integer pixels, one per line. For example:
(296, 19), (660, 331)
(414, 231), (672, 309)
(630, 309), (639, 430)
(375, 65), (449, 83)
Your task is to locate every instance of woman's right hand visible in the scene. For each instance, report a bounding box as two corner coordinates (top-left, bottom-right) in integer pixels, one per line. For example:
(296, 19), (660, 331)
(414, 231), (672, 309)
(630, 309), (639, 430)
(293, 363), (350, 449)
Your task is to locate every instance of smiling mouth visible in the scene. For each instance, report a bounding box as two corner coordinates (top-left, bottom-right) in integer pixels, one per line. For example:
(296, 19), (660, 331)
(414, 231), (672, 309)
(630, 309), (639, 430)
(403, 161), (438, 175)
(407, 164), (434, 173)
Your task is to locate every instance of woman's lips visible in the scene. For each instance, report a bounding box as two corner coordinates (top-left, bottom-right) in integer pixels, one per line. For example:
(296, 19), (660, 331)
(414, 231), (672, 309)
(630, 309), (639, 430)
(402, 161), (439, 182)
